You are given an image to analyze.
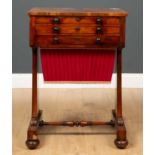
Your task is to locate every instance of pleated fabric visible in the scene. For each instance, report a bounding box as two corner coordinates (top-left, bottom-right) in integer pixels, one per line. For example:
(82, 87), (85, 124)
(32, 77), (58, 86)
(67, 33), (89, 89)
(40, 49), (115, 82)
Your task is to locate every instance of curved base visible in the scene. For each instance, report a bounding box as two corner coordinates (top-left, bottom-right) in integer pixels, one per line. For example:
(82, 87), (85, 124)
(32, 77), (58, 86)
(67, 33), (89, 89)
(114, 139), (128, 149)
(25, 139), (40, 149)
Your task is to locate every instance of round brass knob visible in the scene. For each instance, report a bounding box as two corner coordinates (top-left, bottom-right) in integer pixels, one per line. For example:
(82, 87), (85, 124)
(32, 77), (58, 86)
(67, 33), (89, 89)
(53, 37), (60, 44)
(96, 17), (103, 24)
(96, 27), (103, 34)
(53, 26), (60, 33)
(96, 37), (102, 45)
(52, 17), (60, 24)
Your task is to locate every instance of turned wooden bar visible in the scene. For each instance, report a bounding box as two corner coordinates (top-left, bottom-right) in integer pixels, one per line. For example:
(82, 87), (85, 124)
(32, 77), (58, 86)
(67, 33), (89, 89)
(39, 120), (115, 127)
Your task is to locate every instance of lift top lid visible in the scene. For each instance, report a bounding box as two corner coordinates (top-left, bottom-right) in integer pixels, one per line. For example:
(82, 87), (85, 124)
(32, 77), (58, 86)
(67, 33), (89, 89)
(28, 8), (128, 17)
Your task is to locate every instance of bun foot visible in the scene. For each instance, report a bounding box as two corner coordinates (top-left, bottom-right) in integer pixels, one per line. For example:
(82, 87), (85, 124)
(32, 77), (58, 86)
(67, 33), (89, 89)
(114, 139), (128, 149)
(26, 139), (40, 149)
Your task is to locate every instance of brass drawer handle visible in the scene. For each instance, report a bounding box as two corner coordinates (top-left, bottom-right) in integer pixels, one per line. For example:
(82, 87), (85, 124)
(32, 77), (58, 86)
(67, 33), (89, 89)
(53, 26), (60, 33)
(96, 17), (103, 24)
(96, 37), (102, 45)
(96, 27), (103, 34)
(53, 37), (60, 44)
(52, 17), (60, 24)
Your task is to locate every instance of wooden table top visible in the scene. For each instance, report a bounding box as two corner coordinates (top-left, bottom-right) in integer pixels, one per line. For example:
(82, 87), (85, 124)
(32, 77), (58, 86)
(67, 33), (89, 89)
(28, 8), (128, 17)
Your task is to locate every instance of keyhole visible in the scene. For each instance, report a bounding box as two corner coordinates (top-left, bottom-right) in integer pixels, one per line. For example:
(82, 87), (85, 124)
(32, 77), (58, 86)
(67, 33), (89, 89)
(75, 17), (81, 21)
(75, 26), (80, 31)
(74, 37), (80, 41)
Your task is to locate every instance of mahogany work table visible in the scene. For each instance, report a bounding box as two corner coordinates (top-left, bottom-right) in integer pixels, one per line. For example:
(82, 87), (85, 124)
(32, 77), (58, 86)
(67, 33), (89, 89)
(26, 8), (128, 149)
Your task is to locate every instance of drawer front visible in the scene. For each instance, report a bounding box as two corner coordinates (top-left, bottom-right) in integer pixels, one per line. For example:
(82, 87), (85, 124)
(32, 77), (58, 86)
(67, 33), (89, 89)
(36, 35), (120, 48)
(35, 17), (120, 26)
(36, 24), (120, 35)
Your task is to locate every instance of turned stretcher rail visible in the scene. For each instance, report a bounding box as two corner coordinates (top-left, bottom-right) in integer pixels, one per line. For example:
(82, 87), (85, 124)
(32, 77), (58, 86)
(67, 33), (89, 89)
(39, 120), (115, 127)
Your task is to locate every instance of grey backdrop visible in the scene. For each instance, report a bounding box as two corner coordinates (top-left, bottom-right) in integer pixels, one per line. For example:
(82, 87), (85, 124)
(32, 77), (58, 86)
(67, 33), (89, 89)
(12, 0), (143, 73)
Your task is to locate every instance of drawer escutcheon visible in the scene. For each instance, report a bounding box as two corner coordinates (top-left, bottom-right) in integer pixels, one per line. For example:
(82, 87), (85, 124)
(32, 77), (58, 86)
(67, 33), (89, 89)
(75, 26), (80, 31)
(73, 36), (81, 41)
(75, 17), (81, 21)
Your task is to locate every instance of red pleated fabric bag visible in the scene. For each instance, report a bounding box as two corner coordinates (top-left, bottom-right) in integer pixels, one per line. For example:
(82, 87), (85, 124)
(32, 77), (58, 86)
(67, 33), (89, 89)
(40, 49), (115, 82)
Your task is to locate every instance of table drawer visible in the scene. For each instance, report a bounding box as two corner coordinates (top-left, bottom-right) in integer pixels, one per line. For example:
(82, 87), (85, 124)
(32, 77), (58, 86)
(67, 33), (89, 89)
(35, 17), (120, 26)
(36, 24), (120, 35)
(35, 35), (120, 48)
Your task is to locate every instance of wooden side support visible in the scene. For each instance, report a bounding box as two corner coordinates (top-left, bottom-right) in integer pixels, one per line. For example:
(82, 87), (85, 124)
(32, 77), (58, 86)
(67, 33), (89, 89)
(26, 47), (41, 149)
(32, 47), (38, 118)
(114, 48), (128, 149)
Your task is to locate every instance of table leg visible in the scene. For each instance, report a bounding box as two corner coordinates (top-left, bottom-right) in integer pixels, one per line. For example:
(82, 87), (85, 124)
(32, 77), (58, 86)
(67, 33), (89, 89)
(114, 48), (128, 149)
(26, 47), (41, 149)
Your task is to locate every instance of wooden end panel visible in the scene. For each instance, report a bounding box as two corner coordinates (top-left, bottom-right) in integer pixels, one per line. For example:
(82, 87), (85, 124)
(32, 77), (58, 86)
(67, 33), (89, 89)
(29, 16), (36, 47)
(120, 17), (126, 48)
